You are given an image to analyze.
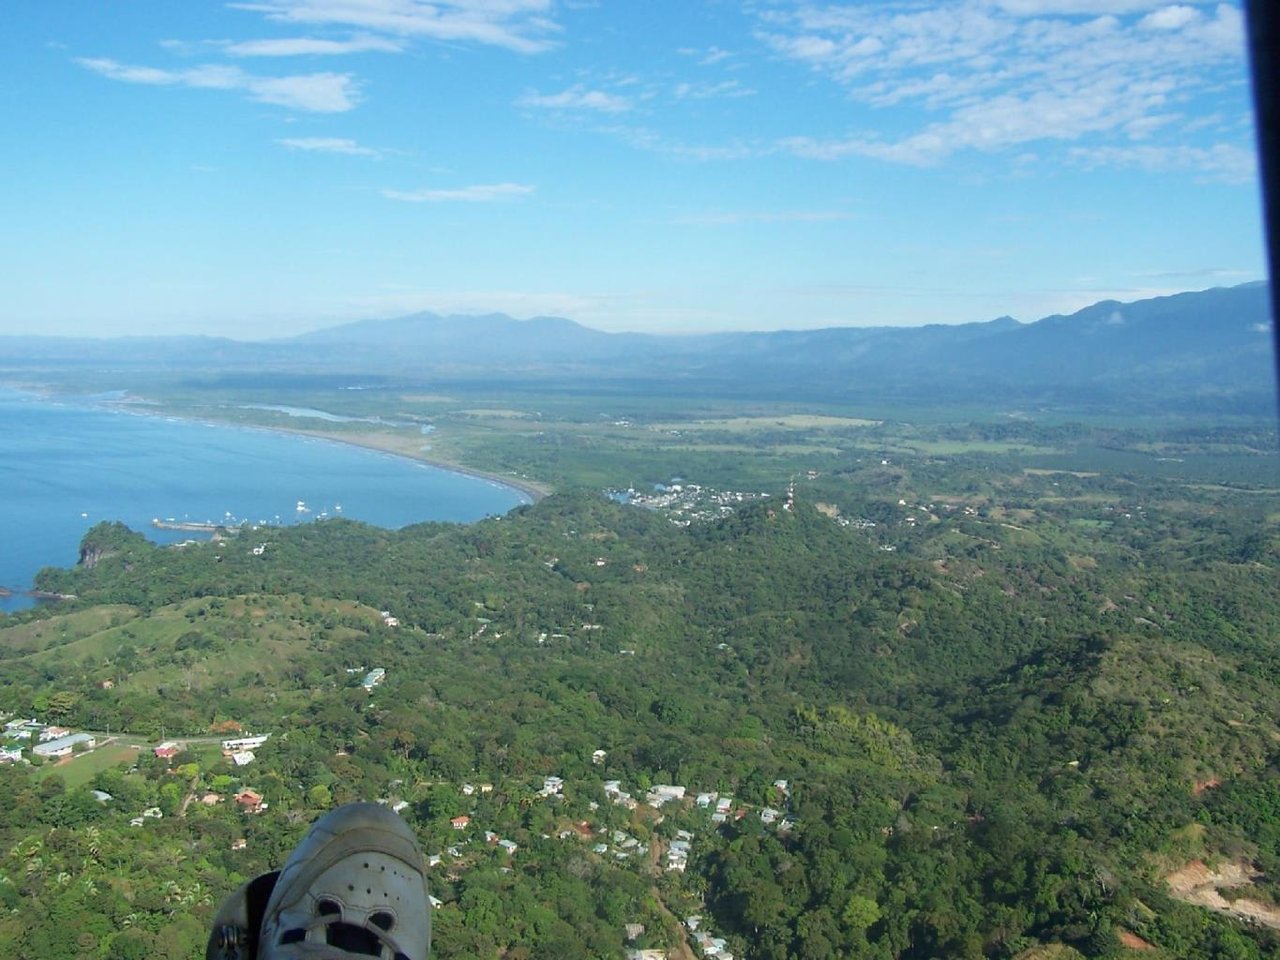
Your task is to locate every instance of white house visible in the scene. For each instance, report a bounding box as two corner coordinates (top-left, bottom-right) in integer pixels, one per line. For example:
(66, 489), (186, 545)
(646, 784), (686, 807)
(222, 734), (270, 751)
(34, 733), (95, 758)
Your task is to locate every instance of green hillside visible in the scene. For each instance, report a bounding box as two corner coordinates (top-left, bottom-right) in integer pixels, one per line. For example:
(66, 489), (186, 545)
(0, 491), (1276, 958)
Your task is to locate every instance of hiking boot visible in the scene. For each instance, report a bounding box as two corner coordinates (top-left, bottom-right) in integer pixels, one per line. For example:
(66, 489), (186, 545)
(256, 803), (431, 960)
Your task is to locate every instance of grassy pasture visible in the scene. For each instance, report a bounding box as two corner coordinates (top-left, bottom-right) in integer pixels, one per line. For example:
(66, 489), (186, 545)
(37, 742), (140, 787)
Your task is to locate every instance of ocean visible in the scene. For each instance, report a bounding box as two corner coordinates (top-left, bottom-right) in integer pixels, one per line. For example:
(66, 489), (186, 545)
(0, 389), (530, 613)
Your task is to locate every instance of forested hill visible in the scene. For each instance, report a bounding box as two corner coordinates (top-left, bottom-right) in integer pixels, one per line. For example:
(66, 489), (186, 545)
(1, 492), (1277, 958)
(1, 283), (1273, 411)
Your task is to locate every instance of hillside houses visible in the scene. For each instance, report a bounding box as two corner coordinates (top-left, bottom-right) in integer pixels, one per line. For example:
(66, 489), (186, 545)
(646, 784), (685, 807)
(685, 917), (735, 960)
(667, 833), (692, 872)
(603, 780), (638, 809)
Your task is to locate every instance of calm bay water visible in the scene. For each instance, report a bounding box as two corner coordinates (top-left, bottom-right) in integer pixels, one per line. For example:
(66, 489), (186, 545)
(0, 389), (529, 613)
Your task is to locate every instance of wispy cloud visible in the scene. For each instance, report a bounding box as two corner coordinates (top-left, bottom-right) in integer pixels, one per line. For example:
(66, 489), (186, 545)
(278, 136), (379, 155)
(517, 85), (632, 113)
(605, 125), (759, 161)
(382, 182), (535, 202)
(995, 2), (1182, 14)
(1134, 266), (1256, 280)
(674, 210), (851, 225)
(759, 1), (1251, 178)
(225, 35), (404, 56)
(76, 57), (358, 112)
(1068, 142), (1257, 183)
(229, 0), (560, 54)
(673, 79), (755, 100)
(678, 45), (734, 66)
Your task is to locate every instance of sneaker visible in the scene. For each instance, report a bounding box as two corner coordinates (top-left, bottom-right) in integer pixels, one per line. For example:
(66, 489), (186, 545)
(257, 803), (431, 960)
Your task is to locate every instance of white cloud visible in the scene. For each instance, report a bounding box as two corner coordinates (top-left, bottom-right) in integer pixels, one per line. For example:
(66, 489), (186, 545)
(277, 136), (379, 155)
(517, 85), (632, 112)
(229, 0), (560, 54)
(1068, 142), (1257, 182)
(674, 210), (851, 225)
(1138, 4), (1201, 30)
(759, 1), (1251, 177)
(382, 182), (536, 202)
(1136, 266), (1255, 280)
(76, 57), (358, 112)
(677, 45), (735, 65)
(606, 125), (759, 161)
(996, 1), (1184, 13)
(673, 79), (755, 100)
(225, 35), (405, 56)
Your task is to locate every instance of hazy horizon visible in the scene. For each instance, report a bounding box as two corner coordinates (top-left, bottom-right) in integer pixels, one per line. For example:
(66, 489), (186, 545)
(0, 280), (1269, 345)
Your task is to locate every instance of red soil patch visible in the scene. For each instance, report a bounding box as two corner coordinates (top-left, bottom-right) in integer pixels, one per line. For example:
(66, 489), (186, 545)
(1117, 929), (1155, 951)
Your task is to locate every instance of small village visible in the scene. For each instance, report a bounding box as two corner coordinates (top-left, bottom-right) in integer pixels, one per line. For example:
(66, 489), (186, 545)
(1, 708), (794, 960)
(610, 482), (773, 526)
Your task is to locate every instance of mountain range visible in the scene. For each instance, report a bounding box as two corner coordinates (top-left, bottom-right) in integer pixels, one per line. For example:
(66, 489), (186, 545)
(2, 283), (1275, 412)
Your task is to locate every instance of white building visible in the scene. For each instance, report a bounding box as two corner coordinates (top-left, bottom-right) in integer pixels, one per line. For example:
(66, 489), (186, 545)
(222, 734), (270, 751)
(646, 784), (686, 807)
(34, 733), (95, 758)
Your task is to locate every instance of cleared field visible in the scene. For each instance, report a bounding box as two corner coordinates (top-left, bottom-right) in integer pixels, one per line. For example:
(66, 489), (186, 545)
(1024, 468), (1101, 478)
(38, 742), (140, 788)
(0, 605), (139, 654)
(905, 439), (1060, 455)
(650, 414), (880, 432)
(456, 408), (540, 419)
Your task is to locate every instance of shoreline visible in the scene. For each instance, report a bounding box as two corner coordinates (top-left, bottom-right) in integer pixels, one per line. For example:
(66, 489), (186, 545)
(1, 379), (550, 508)
(98, 393), (552, 506)
(261, 422), (551, 504)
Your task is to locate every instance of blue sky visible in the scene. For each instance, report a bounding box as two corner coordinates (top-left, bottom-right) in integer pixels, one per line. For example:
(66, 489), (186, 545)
(0, 1), (1266, 337)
